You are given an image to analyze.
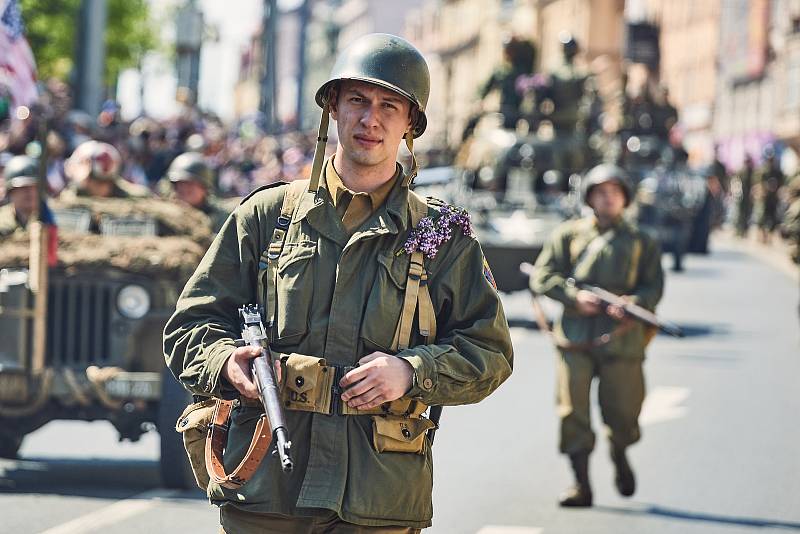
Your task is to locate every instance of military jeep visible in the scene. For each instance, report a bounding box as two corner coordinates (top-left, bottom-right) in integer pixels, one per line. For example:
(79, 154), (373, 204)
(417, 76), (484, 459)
(0, 197), (217, 489)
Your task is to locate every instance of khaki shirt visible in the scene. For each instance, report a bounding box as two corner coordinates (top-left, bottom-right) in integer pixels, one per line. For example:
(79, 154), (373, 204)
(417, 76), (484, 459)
(531, 216), (663, 358)
(325, 157), (396, 233)
(163, 158), (513, 528)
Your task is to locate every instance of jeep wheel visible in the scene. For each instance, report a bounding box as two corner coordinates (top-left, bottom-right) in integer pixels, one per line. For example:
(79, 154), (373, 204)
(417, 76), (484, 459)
(0, 431), (23, 459)
(157, 368), (197, 490)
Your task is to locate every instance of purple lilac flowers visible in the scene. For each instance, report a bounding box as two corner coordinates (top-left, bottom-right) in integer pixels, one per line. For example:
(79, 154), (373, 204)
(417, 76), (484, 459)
(403, 204), (473, 259)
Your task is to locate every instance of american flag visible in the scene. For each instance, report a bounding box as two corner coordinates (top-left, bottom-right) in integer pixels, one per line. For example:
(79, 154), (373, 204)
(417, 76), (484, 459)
(0, 0), (38, 109)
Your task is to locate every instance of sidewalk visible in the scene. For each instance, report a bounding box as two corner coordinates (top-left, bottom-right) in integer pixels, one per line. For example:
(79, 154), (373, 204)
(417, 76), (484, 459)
(712, 227), (799, 284)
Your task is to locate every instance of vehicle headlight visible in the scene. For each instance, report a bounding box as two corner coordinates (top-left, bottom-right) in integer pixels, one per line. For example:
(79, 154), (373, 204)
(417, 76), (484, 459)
(117, 285), (150, 319)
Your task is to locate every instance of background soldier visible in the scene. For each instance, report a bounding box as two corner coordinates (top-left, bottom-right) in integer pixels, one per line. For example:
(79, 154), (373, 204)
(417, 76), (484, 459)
(780, 178), (800, 319)
(166, 151), (228, 233)
(163, 33), (513, 532)
(0, 155), (39, 237)
(734, 155), (755, 237)
(531, 163), (664, 507)
(479, 36), (537, 129)
(754, 146), (785, 243)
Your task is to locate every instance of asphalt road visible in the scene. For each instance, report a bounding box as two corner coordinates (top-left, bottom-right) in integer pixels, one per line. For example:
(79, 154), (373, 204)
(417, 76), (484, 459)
(1, 236), (799, 534)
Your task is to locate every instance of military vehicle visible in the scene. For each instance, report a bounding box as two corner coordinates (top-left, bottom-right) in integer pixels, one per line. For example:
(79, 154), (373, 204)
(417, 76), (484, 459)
(450, 112), (593, 292)
(0, 196), (217, 489)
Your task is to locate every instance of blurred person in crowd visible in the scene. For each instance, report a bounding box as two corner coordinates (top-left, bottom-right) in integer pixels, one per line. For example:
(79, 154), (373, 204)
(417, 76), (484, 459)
(62, 140), (149, 199)
(754, 146), (785, 243)
(0, 155), (39, 237)
(531, 163), (663, 508)
(167, 151), (228, 233)
(46, 130), (68, 195)
(734, 154), (755, 237)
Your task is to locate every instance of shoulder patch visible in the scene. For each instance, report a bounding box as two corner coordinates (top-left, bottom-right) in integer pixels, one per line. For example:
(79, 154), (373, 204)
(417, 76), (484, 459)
(483, 257), (498, 290)
(239, 181), (289, 205)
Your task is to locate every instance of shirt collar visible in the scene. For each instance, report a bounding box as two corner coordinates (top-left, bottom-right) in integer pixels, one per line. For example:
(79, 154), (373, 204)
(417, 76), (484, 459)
(325, 155), (398, 212)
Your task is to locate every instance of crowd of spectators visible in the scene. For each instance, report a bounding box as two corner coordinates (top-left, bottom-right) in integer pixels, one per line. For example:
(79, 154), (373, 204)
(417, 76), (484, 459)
(0, 79), (319, 203)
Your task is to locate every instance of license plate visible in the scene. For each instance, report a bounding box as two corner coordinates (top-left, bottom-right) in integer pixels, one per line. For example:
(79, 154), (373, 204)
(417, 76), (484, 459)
(0, 372), (29, 402)
(104, 373), (160, 400)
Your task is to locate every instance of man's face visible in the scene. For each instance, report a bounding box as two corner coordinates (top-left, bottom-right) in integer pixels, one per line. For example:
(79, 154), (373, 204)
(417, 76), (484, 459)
(9, 185), (37, 219)
(330, 80), (412, 174)
(174, 180), (207, 208)
(588, 181), (627, 219)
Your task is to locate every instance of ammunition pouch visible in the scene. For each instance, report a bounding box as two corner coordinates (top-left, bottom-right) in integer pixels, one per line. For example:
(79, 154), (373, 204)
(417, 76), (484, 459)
(372, 415), (436, 454)
(175, 398), (217, 490)
(279, 353), (334, 413)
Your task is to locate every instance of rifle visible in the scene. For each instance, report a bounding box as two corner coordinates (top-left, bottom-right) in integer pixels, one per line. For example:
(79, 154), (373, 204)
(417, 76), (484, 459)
(239, 304), (294, 473)
(205, 304), (293, 489)
(566, 278), (683, 338)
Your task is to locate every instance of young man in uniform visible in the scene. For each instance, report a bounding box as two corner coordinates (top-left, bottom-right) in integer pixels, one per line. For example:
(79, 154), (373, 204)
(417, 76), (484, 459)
(531, 163), (664, 507)
(163, 33), (513, 532)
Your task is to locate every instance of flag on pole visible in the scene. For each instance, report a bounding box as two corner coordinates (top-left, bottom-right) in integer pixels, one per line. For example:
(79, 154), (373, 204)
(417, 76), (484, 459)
(0, 0), (38, 109)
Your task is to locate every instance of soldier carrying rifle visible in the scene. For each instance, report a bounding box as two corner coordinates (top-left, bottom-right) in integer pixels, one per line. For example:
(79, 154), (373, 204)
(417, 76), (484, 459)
(529, 163), (666, 507)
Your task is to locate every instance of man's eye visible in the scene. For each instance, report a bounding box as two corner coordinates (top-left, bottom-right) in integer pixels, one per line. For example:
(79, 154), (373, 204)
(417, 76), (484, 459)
(350, 97), (363, 103)
(383, 103), (397, 110)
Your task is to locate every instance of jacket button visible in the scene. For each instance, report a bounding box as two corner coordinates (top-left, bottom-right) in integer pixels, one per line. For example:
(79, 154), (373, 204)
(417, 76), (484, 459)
(422, 378), (433, 390)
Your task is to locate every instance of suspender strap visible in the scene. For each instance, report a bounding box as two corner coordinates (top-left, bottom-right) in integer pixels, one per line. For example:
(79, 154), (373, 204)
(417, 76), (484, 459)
(257, 181), (307, 329)
(626, 238), (642, 290)
(393, 251), (424, 351)
(308, 105), (330, 192)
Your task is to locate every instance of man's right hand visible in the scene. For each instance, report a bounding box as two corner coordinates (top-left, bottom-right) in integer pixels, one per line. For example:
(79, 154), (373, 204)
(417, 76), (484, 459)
(222, 346), (262, 399)
(575, 290), (602, 316)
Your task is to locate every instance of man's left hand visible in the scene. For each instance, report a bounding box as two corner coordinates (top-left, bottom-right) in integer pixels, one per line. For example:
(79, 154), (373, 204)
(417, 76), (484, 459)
(339, 352), (414, 410)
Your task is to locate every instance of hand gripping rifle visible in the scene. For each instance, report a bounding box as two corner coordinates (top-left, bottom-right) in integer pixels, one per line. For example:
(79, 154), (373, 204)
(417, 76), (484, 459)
(566, 278), (683, 338)
(205, 305), (293, 489)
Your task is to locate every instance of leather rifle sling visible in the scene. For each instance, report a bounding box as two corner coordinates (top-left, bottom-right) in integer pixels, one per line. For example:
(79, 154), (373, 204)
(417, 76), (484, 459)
(204, 181), (306, 489)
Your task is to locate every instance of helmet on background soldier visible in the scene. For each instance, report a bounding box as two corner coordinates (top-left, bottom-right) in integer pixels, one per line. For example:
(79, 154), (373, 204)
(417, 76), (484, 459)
(167, 152), (214, 191)
(582, 163), (633, 206)
(3, 155), (38, 192)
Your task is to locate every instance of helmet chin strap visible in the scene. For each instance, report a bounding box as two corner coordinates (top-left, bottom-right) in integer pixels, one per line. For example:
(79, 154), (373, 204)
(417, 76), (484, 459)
(308, 102), (330, 192)
(401, 132), (418, 187)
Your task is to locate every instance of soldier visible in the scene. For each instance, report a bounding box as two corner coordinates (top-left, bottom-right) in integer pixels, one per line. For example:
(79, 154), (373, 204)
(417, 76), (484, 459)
(163, 33), (513, 532)
(62, 140), (150, 199)
(734, 155), (755, 237)
(531, 163), (664, 507)
(545, 34), (596, 136)
(166, 151), (229, 233)
(479, 37), (537, 129)
(0, 155), (38, 237)
(754, 146), (785, 244)
(780, 178), (800, 318)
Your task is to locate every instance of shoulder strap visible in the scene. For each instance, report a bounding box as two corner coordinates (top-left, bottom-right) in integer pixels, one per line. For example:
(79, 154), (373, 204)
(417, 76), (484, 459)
(258, 180), (308, 331)
(391, 192), (437, 351)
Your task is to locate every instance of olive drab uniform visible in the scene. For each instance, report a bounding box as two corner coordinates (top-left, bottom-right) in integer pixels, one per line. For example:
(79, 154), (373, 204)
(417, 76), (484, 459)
(163, 156), (513, 529)
(0, 203), (24, 238)
(531, 216), (663, 454)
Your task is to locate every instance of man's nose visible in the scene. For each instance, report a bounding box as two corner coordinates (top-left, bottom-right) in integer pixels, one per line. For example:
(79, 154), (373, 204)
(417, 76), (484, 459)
(359, 104), (380, 128)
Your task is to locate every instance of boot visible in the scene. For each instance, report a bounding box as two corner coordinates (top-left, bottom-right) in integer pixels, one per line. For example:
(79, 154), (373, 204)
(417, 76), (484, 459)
(559, 453), (593, 507)
(611, 445), (635, 497)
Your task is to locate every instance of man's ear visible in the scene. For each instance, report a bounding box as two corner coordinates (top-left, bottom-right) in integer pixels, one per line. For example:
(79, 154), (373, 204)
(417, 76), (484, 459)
(328, 86), (339, 119)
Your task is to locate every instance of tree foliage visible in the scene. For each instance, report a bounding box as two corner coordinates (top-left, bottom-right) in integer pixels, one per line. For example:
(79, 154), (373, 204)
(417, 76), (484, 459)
(19, 0), (157, 87)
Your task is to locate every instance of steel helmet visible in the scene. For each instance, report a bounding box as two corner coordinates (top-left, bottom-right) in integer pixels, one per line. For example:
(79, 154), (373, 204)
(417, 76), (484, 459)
(582, 163), (633, 206)
(315, 33), (430, 138)
(3, 155), (38, 191)
(167, 152), (213, 190)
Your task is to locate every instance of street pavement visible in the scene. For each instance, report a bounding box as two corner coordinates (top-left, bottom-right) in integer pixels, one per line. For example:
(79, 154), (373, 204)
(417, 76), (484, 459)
(1, 235), (799, 534)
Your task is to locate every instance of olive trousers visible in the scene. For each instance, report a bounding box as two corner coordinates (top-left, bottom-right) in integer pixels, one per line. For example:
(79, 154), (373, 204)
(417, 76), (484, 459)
(220, 505), (422, 534)
(556, 350), (645, 455)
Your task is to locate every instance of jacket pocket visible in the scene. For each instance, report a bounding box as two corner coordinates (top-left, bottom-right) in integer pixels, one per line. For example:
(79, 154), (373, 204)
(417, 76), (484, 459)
(175, 398), (216, 490)
(360, 252), (409, 352)
(274, 241), (316, 343)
